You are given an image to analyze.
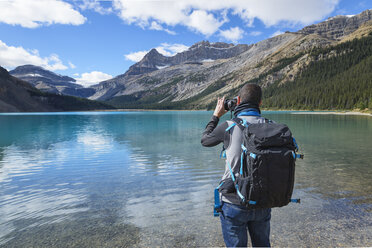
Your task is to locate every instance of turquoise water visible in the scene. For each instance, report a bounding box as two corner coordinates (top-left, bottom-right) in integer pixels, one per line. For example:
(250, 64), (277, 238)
(0, 111), (371, 247)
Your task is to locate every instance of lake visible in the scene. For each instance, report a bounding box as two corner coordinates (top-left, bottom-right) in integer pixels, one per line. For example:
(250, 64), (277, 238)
(0, 111), (371, 247)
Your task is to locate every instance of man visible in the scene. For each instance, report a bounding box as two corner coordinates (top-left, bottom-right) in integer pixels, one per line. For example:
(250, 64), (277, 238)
(201, 83), (271, 247)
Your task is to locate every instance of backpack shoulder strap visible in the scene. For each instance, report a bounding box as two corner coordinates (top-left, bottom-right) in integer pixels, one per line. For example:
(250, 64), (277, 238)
(225, 117), (242, 132)
(225, 117), (255, 132)
(231, 117), (248, 131)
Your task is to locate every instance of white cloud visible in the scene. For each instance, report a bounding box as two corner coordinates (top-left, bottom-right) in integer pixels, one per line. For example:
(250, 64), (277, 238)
(68, 62), (76, 69)
(187, 10), (225, 36)
(249, 31), (263, 36)
(219, 27), (245, 43)
(79, 0), (113, 15)
(0, 0), (86, 28)
(271, 30), (284, 37)
(124, 51), (149, 62)
(237, 0), (340, 26)
(75, 71), (113, 87)
(149, 21), (176, 35)
(112, 0), (340, 37)
(77, 131), (114, 151)
(0, 40), (69, 71)
(113, 0), (187, 27)
(155, 43), (189, 56)
(149, 21), (163, 30)
(124, 43), (189, 62)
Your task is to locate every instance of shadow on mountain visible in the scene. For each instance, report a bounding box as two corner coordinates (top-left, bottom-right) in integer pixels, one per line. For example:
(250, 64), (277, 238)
(0, 66), (114, 113)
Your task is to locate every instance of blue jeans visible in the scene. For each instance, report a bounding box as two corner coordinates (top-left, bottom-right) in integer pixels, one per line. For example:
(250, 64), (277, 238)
(220, 202), (271, 247)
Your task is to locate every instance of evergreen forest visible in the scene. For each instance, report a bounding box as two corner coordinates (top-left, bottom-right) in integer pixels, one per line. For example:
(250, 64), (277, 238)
(262, 34), (372, 110)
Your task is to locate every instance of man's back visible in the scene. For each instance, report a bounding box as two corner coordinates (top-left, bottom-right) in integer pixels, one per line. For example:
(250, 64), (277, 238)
(201, 83), (272, 247)
(219, 115), (267, 205)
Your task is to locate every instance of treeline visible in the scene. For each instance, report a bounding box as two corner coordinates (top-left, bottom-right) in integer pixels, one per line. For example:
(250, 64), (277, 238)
(263, 35), (372, 110)
(29, 90), (114, 111)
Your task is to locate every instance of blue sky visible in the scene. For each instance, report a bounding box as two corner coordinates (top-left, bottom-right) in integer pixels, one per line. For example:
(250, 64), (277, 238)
(0, 0), (370, 86)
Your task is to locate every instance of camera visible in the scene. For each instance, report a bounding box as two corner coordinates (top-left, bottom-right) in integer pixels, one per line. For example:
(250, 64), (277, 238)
(224, 97), (238, 111)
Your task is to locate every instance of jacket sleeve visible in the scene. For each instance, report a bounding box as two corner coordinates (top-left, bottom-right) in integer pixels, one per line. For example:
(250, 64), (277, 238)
(201, 115), (228, 147)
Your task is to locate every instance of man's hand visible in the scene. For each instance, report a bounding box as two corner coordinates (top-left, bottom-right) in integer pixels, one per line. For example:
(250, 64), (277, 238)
(213, 96), (228, 118)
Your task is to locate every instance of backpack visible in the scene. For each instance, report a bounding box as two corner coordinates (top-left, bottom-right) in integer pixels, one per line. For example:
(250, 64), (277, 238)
(214, 118), (303, 216)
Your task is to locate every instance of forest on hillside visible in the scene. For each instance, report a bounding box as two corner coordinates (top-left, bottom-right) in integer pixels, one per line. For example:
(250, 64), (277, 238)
(262, 34), (372, 110)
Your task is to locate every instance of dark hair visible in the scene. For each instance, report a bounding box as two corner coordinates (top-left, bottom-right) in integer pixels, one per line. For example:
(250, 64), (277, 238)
(239, 83), (262, 105)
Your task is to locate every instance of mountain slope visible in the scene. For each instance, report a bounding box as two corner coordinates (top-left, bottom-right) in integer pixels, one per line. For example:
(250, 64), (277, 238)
(263, 34), (372, 110)
(102, 33), (302, 104)
(0, 66), (53, 112)
(0, 66), (114, 112)
(124, 41), (251, 77)
(89, 41), (251, 100)
(10, 65), (94, 98)
(298, 9), (372, 40)
(104, 9), (372, 110)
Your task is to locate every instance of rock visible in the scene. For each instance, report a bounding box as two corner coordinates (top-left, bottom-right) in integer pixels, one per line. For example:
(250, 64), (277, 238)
(298, 9), (372, 40)
(9, 65), (92, 98)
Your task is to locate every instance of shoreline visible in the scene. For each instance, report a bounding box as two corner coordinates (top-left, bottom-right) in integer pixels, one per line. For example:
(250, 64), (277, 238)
(1, 109), (371, 117)
(94, 108), (372, 116)
(93, 108), (197, 112)
(287, 110), (372, 116)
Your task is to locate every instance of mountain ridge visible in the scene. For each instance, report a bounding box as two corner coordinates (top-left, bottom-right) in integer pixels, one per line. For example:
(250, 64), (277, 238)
(9, 65), (94, 98)
(124, 41), (251, 77)
(104, 9), (372, 110)
(7, 9), (372, 111)
(298, 9), (372, 39)
(0, 66), (113, 112)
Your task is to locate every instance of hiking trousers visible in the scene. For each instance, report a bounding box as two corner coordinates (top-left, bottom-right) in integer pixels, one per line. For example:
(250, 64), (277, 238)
(220, 202), (271, 247)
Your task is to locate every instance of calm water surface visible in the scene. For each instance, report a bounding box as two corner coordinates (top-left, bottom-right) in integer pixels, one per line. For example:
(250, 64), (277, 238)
(0, 111), (371, 247)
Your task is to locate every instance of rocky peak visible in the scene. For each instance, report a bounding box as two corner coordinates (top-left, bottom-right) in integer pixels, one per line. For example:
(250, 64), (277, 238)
(124, 40), (251, 76)
(125, 48), (168, 76)
(8, 65), (95, 98)
(210, 42), (235, 49)
(141, 48), (167, 65)
(189, 40), (210, 49)
(189, 40), (235, 49)
(171, 41), (250, 65)
(10, 64), (75, 82)
(299, 9), (372, 39)
(145, 48), (162, 58)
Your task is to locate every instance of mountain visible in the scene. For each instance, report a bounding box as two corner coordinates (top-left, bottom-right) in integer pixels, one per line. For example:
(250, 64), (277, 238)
(263, 34), (372, 110)
(88, 41), (251, 100)
(96, 9), (372, 110)
(9, 65), (94, 98)
(0, 66), (52, 112)
(124, 41), (251, 77)
(298, 9), (372, 39)
(6, 9), (371, 111)
(0, 66), (113, 112)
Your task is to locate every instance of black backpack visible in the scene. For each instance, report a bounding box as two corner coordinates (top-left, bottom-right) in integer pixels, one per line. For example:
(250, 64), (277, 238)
(214, 118), (303, 215)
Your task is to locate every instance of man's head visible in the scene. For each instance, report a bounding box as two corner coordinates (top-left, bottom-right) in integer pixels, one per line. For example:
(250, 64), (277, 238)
(237, 83), (262, 106)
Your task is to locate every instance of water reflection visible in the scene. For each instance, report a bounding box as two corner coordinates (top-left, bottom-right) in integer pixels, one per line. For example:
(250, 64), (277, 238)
(0, 111), (370, 247)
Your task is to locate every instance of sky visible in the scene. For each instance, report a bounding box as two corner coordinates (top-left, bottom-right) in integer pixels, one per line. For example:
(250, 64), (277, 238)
(0, 0), (371, 87)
